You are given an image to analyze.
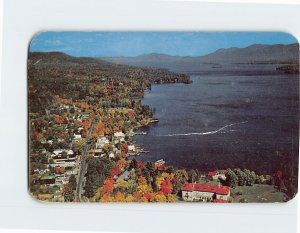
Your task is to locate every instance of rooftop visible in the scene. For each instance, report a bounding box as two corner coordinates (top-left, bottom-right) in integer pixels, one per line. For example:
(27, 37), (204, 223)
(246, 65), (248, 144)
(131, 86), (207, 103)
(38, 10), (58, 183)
(208, 171), (217, 177)
(181, 183), (230, 195)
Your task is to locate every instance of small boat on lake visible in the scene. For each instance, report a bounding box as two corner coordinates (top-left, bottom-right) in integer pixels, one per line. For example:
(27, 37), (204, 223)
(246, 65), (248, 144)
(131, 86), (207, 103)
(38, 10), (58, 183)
(134, 131), (147, 135)
(151, 118), (159, 123)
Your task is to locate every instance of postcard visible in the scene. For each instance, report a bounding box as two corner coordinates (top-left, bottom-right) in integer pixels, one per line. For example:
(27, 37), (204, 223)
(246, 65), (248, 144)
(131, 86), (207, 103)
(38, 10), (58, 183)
(28, 32), (299, 203)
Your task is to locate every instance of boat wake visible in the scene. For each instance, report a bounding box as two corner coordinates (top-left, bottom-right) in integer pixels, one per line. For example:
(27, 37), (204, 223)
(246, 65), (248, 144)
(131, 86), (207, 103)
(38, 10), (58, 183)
(161, 121), (247, 137)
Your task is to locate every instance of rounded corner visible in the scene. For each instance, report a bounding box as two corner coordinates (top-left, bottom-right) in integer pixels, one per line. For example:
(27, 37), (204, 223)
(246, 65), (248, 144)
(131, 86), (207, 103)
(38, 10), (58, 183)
(27, 187), (53, 204)
(283, 189), (299, 203)
(28, 31), (48, 54)
(280, 31), (299, 46)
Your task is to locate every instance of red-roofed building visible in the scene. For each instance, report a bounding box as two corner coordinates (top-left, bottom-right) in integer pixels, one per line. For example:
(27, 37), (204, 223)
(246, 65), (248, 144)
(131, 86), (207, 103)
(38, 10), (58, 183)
(181, 183), (230, 202)
(208, 171), (217, 177)
(208, 170), (227, 180)
(54, 166), (65, 174)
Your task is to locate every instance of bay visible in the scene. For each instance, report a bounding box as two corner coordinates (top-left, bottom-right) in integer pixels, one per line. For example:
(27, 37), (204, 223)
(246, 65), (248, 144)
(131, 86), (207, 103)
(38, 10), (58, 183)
(134, 72), (299, 173)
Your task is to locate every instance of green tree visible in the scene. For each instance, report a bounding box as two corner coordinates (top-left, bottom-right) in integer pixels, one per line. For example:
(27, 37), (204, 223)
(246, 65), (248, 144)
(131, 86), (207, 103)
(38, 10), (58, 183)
(243, 169), (255, 186)
(188, 169), (198, 183)
(69, 174), (77, 190)
(226, 168), (238, 187)
(234, 168), (247, 186)
(84, 157), (113, 198)
(129, 158), (138, 170)
(255, 175), (265, 184)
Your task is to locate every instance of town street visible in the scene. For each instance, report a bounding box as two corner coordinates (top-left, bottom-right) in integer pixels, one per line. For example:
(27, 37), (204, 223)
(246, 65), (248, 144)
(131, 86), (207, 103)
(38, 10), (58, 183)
(75, 117), (95, 201)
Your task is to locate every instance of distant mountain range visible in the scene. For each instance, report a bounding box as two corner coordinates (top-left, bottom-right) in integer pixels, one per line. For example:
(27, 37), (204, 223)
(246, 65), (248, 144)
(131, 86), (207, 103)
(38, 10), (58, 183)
(101, 43), (299, 71)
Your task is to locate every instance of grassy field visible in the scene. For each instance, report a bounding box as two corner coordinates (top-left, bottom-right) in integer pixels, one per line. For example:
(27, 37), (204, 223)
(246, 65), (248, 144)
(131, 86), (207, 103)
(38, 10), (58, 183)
(230, 184), (288, 203)
(197, 177), (288, 203)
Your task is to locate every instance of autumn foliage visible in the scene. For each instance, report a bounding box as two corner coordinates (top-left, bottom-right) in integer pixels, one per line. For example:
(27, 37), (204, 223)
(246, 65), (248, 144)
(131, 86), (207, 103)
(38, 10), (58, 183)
(160, 179), (173, 195)
(117, 159), (126, 170)
(111, 166), (122, 177)
(115, 191), (125, 202)
(102, 178), (115, 194)
(92, 122), (105, 137)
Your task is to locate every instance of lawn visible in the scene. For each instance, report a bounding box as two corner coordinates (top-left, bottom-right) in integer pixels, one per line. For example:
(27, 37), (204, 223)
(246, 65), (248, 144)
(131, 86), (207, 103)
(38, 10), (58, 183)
(230, 184), (288, 203)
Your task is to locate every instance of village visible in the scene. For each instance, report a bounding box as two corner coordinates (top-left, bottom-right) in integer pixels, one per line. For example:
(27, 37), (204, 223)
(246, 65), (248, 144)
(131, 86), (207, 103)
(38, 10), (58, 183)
(29, 93), (235, 202)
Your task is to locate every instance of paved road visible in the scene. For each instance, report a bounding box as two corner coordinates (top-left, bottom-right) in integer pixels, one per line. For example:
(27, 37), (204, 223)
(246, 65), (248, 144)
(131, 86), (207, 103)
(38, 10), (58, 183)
(75, 117), (95, 202)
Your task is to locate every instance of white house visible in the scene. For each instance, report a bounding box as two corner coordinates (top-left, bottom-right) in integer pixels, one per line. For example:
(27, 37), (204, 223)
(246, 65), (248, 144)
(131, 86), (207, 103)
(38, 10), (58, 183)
(73, 133), (82, 140)
(181, 183), (230, 202)
(52, 149), (64, 157)
(128, 145), (136, 152)
(82, 114), (90, 120)
(96, 136), (110, 149)
(155, 159), (165, 167)
(67, 150), (74, 156)
(77, 127), (84, 132)
(114, 131), (125, 138)
(51, 149), (74, 161)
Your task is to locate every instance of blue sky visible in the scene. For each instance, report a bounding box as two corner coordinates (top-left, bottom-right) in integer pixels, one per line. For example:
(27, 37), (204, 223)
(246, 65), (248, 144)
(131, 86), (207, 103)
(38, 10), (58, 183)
(29, 32), (298, 57)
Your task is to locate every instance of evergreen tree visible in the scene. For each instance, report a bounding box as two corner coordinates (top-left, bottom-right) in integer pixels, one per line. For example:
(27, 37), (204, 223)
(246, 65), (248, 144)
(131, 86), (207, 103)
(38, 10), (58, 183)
(226, 169), (238, 187)
(68, 174), (77, 190)
(129, 158), (138, 170)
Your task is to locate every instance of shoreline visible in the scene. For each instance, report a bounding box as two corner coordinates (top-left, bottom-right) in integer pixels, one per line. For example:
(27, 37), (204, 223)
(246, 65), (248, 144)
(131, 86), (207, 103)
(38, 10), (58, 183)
(127, 117), (158, 157)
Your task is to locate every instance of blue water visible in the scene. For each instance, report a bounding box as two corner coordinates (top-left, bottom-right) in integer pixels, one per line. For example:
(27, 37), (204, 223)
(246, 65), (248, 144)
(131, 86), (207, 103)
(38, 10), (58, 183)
(134, 74), (299, 173)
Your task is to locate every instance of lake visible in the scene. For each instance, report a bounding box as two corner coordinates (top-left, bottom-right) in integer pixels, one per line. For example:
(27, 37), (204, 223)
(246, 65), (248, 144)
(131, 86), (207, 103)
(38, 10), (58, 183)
(134, 71), (299, 174)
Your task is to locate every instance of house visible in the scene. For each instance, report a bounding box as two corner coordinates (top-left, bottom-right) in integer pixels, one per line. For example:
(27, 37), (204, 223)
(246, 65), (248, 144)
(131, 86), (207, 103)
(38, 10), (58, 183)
(55, 175), (68, 185)
(155, 159), (165, 167)
(55, 166), (65, 174)
(52, 149), (74, 158)
(96, 136), (110, 149)
(78, 127), (84, 132)
(128, 145), (136, 152)
(33, 175), (56, 185)
(53, 157), (77, 163)
(181, 183), (230, 202)
(33, 168), (50, 175)
(208, 170), (227, 180)
(73, 133), (82, 140)
(94, 148), (103, 157)
(114, 131), (125, 139)
(82, 114), (90, 120)
(49, 162), (76, 169)
(52, 149), (64, 157)
(51, 149), (76, 163)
